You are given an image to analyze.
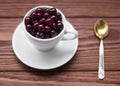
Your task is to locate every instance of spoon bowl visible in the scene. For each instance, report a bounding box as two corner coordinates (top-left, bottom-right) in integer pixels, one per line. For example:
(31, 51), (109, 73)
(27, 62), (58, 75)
(94, 19), (109, 39)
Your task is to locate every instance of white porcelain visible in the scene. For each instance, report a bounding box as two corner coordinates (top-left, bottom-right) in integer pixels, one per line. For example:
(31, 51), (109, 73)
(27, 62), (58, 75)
(12, 21), (78, 70)
(23, 6), (78, 51)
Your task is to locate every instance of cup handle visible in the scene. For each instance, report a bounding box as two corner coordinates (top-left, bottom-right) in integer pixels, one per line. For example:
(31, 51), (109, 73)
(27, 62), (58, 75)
(62, 22), (78, 40)
(62, 29), (78, 40)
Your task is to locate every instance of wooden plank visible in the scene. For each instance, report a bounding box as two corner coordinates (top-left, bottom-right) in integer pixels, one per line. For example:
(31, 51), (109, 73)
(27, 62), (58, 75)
(0, 0), (120, 17)
(0, 71), (120, 85)
(0, 18), (120, 40)
(0, 18), (120, 71)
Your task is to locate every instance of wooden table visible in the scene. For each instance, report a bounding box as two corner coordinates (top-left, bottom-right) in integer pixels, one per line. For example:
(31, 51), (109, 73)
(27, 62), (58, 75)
(0, 0), (120, 86)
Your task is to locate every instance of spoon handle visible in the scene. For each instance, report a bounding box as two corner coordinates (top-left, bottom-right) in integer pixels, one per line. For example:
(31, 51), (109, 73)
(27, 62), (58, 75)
(98, 40), (105, 79)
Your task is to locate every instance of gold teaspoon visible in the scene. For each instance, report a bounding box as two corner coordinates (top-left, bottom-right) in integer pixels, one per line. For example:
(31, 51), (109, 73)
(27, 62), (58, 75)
(94, 19), (109, 79)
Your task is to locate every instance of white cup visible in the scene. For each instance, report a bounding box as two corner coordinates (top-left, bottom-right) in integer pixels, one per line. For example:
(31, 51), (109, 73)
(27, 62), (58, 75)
(23, 6), (78, 51)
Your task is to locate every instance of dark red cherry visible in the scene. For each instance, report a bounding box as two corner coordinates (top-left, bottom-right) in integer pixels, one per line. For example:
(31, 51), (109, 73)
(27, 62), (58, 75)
(37, 13), (42, 19)
(51, 15), (57, 21)
(44, 8), (50, 13)
(51, 30), (57, 37)
(36, 8), (43, 13)
(51, 23), (57, 29)
(39, 18), (46, 24)
(25, 16), (31, 25)
(49, 8), (57, 14)
(26, 24), (32, 32)
(31, 12), (37, 20)
(36, 32), (45, 39)
(57, 22), (63, 30)
(45, 26), (51, 33)
(57, 20), (62, 23)
(46, 18), (53, 25)
(44, 12), (50, 18)
(38, 24), (45, 32)
(33, 22), (39, 29)
(56, 12), (62, 20)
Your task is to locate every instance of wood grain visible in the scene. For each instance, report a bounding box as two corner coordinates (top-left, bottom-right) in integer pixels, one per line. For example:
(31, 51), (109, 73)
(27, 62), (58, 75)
(0, 0), (120, 17)
(0, 0), (120, 85)
(0, 18), (120, 71)
(0, 71), (120, 86)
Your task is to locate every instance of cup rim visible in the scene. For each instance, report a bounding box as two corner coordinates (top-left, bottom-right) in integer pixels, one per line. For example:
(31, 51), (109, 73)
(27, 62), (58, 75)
(23, 5), (66, 42)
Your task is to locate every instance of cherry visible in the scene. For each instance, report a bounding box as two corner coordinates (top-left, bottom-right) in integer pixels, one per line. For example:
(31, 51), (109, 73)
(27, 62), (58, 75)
(38, 24), (45, 32)
(31, 12), (37, 20)
(51, 15), (57, 21)
(36, 32), (45, 39)
(49, 8), (57, 14)
(57, 22), (63, 31)
(51, 23), (57, 30)
(46, 18), (53, 25)
(56, 12), (62, 20)
(57, 20), (62, 23)
(26, 24), (32, 32)
(33, 22), (39, 29)
(39, 18), (46, 24)
(45, 26), (51, 33)
(44, 8), (50, 13)
(25, 16), (31, 25)
(51, 30), (57, 37)
(36, 8), (43, 13)
(37, 13), (42, 19)
(44, 12), (50, 18)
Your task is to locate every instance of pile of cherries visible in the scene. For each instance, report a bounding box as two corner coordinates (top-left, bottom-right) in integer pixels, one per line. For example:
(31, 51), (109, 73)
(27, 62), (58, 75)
(24, 7), (64, 39)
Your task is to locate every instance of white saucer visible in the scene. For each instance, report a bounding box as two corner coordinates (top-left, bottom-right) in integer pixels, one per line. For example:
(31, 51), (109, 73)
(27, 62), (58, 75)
(12, 21), (78, 70)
